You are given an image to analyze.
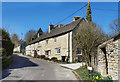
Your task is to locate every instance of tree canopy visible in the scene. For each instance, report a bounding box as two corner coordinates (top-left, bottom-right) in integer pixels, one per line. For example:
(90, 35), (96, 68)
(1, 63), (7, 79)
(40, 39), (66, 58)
(74, 22), (106, 66)
(11, 33), (19, 47)
(24, 29), (36, 44)
(109, 19), (120, 35)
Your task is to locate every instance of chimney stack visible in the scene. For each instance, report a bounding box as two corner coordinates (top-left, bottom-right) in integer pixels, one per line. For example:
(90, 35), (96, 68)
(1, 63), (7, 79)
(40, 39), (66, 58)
(58, 24), (64, 28)
(73, 16), (80, 21)
(49, 24), (54, 33)
(31, 36), (34, 41)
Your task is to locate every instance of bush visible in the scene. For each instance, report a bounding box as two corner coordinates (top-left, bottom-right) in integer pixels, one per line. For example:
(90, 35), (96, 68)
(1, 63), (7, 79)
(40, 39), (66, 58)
(13, 51), (20, 53)
(50, 57), (58, 62)
(40, 55), (46, 59)
(1, 29), (14, 56)
(44, 57), (50, 60)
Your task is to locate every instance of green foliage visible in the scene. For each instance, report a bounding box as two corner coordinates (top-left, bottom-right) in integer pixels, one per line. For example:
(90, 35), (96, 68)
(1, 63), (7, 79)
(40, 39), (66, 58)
(27, 54), (33, 57)
(1, 29), (14, 56)
(86, 2), (92, 23)
(75, 67), (112, 81)
(2, 56), (13, 69)
(74, 22), (106, 66)
(1, 29), (14, 68)
(50, 57), (58, 62)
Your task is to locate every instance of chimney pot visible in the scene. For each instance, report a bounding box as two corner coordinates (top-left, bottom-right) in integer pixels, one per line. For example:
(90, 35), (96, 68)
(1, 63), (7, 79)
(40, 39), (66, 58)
(73, 16), (80, 21)
(49, 24), (54, 33)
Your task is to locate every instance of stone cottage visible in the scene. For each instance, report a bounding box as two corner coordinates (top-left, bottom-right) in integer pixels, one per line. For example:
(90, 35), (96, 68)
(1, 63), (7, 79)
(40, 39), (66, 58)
(97, 33), (120, 80)
(26, 16), (86, 62)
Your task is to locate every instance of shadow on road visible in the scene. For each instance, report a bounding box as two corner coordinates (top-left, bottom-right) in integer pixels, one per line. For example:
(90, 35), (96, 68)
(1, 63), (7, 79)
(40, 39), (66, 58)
(2, 54), (38, 79)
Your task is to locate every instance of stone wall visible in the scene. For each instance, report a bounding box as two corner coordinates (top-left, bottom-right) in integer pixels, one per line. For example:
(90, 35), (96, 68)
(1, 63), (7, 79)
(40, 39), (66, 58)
(97, 37), (119, 80)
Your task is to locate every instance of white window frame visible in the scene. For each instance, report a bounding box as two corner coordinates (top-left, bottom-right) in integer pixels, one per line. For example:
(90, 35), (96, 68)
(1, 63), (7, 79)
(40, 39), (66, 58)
(37, 50), (40, 55)
(45, 50), (51, 55)
(55, 48), (60, 54)
(54, 38), (56, 43)
(46, 40), (48, 44)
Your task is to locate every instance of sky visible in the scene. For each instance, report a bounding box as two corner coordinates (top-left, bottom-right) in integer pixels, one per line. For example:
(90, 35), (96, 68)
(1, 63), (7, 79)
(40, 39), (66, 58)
(2, 2), (118, 40)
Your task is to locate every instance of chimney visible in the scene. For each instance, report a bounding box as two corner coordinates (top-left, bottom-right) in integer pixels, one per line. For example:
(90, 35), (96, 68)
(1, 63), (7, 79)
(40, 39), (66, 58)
(49, 24), (54, 33)
(58, 24), (64, 28)
(73, 16), (80, 21)
(31, 36), (34, 41)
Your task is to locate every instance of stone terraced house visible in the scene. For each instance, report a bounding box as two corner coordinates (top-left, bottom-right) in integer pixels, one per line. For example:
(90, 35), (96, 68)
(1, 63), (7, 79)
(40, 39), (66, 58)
(26, 16), (85, 62)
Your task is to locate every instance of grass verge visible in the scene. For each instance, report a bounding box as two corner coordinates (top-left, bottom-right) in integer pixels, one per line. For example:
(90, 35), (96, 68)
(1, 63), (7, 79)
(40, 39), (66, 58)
(75, 67), (90, 80)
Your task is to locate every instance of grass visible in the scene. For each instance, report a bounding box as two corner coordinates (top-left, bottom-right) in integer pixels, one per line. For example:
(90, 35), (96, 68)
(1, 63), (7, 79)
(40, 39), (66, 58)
(2, 56), (13, 69)
(75, 67), (90, 80)
(75, 67), (113, 81)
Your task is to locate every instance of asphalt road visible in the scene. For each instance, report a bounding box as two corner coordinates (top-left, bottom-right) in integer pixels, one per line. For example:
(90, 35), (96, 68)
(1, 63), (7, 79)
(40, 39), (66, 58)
(2, 53), (77, 80)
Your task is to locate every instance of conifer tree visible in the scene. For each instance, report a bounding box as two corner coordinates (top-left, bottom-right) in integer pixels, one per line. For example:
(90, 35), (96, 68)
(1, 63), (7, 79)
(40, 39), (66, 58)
(86, 2), (92, 23)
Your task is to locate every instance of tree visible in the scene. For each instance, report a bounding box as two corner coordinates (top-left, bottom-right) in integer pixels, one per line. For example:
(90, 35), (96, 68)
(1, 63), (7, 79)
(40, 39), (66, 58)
(11, 33), (19, 47)
(24, 29), (36, 44)
(74, 22), (106, 66)
(34, 28), (43, 39)
(109, 19), (120, 34)
(1, 28), (14, 56)
(86, 2), (92, 23)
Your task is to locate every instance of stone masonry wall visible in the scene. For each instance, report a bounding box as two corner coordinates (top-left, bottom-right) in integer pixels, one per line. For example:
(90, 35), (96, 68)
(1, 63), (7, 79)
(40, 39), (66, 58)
(97, 38), (119, 80)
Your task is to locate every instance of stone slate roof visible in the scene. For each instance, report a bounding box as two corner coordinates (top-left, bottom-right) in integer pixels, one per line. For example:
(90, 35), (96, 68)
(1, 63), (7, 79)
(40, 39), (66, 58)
(28, 18), (85, 45)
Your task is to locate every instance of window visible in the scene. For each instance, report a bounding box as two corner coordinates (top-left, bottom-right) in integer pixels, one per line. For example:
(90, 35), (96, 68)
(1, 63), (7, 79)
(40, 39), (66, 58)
(54, 38), (56, 43)
(37, 50), (40, 55)
(45, 50), (51, 55)
(46, 40), (48, 44)
(55, 48), (60, 54)
(77, 49), (82, 55)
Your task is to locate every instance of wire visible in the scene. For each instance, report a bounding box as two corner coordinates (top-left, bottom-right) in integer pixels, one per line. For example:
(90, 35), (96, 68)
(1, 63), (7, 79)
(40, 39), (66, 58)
(54, 4), (87, 26)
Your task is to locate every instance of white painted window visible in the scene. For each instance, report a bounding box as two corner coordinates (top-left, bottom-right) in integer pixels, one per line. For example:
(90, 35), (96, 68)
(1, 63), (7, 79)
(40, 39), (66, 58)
(45, 50), (51, 55)
(55, 48), (60, 54)
(37, 50), (40, 55)
(77, 49), (82, 55)
(54, 38), (56, 43)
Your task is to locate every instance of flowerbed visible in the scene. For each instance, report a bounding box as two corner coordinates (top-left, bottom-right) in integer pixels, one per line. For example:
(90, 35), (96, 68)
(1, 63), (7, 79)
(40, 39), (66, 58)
(75, 67), (112, 81)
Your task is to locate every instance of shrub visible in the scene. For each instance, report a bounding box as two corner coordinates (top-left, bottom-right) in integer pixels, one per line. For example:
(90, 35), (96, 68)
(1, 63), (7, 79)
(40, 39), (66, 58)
(13, 51), (20, 53)
(44, 57), (50, 60)
(50, 57), (58, 62)
(57, 60), (62, 63)
(40, 55), (46, 59)
(1, 29), (14, 56)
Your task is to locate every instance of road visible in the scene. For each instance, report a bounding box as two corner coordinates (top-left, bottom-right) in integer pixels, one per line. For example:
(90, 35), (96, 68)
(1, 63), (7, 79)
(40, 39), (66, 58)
(2, 53), (77, 80)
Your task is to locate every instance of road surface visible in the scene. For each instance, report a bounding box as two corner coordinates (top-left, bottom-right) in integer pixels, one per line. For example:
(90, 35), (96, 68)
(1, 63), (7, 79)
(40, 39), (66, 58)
(2, 53), (77, 80)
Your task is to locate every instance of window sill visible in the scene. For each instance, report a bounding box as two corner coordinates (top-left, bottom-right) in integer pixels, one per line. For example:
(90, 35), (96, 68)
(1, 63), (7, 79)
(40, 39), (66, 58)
(77, 54), (82, 55)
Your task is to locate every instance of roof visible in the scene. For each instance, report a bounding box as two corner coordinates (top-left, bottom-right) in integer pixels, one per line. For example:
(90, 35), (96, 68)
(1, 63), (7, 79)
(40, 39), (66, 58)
(28, 17), (85, 45)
